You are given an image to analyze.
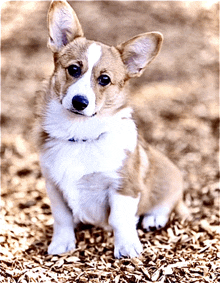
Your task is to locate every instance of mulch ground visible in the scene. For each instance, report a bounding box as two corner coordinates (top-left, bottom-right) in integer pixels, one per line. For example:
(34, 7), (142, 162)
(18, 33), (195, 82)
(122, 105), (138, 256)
(1, 1), (219, 282)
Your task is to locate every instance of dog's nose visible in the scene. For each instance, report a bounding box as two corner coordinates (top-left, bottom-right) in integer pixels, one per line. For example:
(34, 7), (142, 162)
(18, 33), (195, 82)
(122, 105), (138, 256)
(72, 95), (89, 111)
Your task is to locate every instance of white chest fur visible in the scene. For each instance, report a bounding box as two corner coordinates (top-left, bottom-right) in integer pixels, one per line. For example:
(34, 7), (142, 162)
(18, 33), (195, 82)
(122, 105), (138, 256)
(40, 101), (137, 226)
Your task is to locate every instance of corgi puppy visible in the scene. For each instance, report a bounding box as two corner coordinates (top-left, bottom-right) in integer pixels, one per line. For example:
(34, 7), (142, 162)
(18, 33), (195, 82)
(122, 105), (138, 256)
(35, 0), (188, 258)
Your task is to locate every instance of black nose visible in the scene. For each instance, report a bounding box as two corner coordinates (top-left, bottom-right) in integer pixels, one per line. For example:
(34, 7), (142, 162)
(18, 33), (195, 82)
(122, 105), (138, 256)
(72, 95), (89, 111)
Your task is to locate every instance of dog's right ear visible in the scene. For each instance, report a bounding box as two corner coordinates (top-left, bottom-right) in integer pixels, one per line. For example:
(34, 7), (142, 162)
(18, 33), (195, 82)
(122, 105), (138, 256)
(47, 0), (84, 52)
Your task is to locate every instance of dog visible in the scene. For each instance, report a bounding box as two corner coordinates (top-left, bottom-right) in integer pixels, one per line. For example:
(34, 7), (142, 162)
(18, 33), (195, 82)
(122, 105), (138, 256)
(35, 0), (189, 258)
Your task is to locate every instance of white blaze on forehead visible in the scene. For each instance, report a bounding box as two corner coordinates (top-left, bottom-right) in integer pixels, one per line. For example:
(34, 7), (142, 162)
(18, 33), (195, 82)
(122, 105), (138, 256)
(87, 43), (102, 71)
(62, 43), (102, 117)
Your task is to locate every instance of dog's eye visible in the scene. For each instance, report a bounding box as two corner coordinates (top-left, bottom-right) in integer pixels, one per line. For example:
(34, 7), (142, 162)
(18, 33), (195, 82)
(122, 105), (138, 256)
(98, 74), (111, 86)
(67, 64), (81, 78)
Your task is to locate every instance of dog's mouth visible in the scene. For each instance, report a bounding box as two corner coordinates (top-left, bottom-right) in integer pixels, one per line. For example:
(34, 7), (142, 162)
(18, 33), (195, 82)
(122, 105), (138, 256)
(69, 109), (97, 117)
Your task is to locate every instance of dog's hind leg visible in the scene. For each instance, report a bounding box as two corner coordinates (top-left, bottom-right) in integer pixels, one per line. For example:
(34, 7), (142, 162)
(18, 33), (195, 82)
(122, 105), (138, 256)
(142, 205), (171, 231)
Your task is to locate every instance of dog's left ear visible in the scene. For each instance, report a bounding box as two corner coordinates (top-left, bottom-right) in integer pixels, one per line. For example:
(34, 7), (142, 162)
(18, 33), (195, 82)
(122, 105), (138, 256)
(116, 32), (163, 77)
(47, 0), (84, 52)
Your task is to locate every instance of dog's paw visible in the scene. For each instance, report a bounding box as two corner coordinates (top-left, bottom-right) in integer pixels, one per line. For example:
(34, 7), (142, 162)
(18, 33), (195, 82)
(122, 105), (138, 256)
(142, 214), (168, 231)
(48, 234), (76, 255)
(114, 233), (143, 258)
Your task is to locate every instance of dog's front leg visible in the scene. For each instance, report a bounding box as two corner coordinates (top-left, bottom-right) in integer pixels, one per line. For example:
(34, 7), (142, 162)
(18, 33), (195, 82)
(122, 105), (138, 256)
(109, 192), (143, 258)
(46, 180), (76, 255)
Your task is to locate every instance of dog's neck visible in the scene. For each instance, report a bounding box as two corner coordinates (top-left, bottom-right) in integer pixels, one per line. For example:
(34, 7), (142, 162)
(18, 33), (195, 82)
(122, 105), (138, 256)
(43, 100), (134, 143)
(68, 132), (106, 143)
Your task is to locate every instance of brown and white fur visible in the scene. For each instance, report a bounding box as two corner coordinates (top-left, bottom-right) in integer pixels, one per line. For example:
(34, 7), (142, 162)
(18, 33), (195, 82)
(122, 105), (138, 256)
(35, 0), (188, 258)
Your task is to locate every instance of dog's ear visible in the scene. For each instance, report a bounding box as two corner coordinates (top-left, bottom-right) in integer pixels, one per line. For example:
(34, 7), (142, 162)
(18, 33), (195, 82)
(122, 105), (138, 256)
(47, 0), (84, 52)
(116, 32), (163, 77)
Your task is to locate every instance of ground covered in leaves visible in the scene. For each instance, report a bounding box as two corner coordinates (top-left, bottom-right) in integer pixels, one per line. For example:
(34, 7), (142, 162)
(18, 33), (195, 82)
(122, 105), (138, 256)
(1, 1), (219, 282)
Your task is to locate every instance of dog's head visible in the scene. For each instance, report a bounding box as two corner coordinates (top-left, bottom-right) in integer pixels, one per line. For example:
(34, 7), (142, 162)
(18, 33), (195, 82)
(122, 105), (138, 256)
(47, 0), (163, 117)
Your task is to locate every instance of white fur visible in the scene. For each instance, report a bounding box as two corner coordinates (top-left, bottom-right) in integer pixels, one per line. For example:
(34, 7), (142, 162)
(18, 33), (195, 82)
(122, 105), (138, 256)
(40, 100), (138, 255)
(43, 99), (136, 143)
(46, 180), (76, 255)
(109, 192), (143, 258)
(62, 43), (102, 116)
(41, 104), (137, 183)
(142, 205), (170, 231)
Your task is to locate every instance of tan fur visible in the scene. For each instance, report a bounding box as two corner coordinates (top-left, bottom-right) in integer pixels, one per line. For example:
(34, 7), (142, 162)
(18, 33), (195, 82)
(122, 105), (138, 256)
(38, 35), (130, 118)
(35, 0), (189, 258)
(36, 0), (187, 216)
(118, 135), (186, 217)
